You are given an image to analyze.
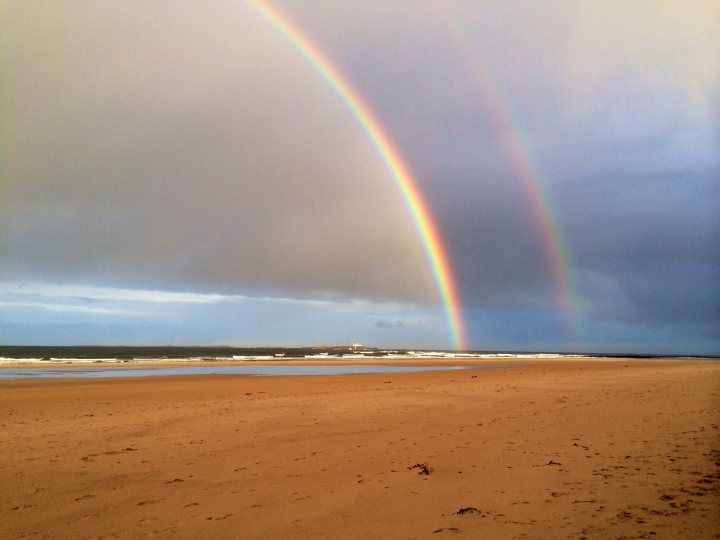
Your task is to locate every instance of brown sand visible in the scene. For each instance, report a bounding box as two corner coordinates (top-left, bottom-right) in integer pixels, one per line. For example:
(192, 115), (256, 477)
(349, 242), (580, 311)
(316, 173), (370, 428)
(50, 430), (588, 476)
(1, 358), (718, 539)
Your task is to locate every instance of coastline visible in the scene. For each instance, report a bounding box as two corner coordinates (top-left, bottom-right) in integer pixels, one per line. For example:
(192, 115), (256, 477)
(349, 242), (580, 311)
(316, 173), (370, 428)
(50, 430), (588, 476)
(1, 359), (718, 538)
(1, 354), (715, 370)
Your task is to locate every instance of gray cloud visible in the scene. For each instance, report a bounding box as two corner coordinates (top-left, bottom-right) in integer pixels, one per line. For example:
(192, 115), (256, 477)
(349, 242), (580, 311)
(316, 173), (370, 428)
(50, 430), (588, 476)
(275, 1), (720, 350)
(0, 1), (435, 302)
(2, 1), (718, 352)
(374, 319), (405, 329)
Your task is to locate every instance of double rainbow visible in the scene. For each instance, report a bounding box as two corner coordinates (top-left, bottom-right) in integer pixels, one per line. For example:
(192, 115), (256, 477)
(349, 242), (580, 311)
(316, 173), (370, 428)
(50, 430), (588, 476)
(249, 1), (467, 350)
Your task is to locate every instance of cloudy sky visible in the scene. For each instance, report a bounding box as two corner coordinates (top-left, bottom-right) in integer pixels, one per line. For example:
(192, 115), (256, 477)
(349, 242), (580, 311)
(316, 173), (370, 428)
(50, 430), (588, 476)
(1, 1), (718, 354)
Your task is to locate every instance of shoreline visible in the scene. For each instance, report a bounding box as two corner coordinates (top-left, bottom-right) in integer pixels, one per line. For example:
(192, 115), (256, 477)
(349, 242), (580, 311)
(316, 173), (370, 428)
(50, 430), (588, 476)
(2, 359), (718, 538)
(1, 355), (716, 370)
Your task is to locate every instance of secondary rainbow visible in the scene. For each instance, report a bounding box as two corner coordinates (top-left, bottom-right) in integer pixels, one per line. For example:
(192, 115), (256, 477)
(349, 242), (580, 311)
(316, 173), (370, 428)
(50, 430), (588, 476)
(439, 5), (581, 343)
(248, 0), (467, 350)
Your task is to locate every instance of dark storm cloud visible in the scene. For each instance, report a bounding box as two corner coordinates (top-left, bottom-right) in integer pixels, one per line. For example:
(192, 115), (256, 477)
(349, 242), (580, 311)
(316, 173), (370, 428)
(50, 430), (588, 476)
(275, 1), (720, 350)
(560, 166), (720, 328)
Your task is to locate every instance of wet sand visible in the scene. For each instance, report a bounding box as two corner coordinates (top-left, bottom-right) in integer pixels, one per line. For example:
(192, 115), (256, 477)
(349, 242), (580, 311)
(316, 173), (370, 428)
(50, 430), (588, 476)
(1, 358), (719, 539)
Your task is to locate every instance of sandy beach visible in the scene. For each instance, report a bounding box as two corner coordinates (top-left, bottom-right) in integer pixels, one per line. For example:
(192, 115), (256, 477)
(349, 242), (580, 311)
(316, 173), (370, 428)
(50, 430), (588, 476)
(1, 358), (718, 539)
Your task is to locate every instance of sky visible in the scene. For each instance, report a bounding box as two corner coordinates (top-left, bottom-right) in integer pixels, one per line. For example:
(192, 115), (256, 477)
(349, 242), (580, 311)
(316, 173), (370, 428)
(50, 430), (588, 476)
(1, 1), (718, 354)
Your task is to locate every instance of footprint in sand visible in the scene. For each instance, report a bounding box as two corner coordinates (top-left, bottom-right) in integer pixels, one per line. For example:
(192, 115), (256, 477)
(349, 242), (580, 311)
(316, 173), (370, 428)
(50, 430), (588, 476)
(206, 513), (233, 521)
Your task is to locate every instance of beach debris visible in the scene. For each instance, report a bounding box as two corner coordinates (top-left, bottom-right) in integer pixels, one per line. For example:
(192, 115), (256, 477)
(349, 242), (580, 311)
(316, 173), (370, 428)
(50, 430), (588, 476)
(408, 462), (433, 475)
(454, 507), (480, 515)
(532, 460), (562, 468)
(80, 447), (138, 462)
(452, 507), (493, 518)
(433, 527), (460, 533)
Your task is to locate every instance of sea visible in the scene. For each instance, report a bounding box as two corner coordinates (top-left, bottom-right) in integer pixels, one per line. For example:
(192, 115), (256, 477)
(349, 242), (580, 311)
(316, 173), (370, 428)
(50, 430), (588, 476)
(0, 345), (579, 364)
(0, 345), (561, 380)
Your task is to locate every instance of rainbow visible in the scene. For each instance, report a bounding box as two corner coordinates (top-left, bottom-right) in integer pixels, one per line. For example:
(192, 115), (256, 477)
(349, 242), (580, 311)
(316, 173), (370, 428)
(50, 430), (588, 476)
(439, 5), (581, 343)
(248, 1), (467, 350)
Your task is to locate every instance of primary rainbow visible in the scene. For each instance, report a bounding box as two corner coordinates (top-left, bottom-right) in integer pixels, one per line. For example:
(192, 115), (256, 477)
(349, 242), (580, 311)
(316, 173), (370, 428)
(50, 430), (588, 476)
(248, 0), (467, 350)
